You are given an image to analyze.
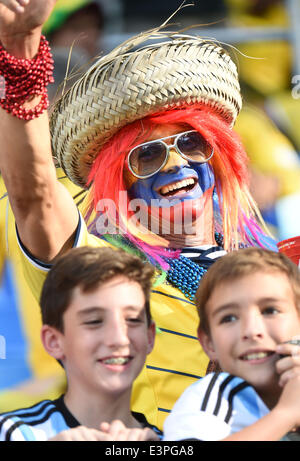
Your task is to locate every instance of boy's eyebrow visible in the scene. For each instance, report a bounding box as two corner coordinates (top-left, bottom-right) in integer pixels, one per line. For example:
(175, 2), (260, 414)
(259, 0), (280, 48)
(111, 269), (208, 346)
(211, 303), (238, 317)
(211, 296), (286, 318)
(77, 307), (105, 317)
(77, 305), (144, 317)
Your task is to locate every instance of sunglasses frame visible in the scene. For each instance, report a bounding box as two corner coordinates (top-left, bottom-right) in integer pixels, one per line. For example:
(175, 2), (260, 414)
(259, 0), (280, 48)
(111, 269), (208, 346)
(127, 130), (214, 179)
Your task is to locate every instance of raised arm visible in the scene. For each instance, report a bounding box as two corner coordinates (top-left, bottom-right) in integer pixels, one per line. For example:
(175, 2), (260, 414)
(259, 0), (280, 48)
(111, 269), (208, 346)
(0, 0), (79, 262)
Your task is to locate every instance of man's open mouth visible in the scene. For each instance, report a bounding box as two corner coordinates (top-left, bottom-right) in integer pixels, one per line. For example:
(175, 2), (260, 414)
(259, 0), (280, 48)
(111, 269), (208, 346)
(159, 178), (197, 197)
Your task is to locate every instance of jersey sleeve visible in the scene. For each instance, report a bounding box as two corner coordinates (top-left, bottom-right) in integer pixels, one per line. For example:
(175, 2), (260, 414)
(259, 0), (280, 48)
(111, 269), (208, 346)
(163, 372), (248, 441)
(0, 416), (31, 441)
(0, 416), (11, 441)
(16, 211), (109, 303)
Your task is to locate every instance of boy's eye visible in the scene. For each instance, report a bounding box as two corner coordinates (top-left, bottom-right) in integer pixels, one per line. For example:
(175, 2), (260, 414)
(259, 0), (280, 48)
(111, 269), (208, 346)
(220, 314), (237, 324)
(127, 317), (143, 324)
(262, 306), (279, 315)
(84, 319), (102, 326)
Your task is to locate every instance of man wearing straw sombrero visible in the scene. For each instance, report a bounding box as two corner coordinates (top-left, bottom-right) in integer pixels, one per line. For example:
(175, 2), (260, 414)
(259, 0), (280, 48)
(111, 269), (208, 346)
(0, 0), (276, 430)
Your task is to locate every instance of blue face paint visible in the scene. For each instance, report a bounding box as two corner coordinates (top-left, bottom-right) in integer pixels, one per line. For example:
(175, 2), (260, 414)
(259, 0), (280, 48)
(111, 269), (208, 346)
(128, 162), (215, 207)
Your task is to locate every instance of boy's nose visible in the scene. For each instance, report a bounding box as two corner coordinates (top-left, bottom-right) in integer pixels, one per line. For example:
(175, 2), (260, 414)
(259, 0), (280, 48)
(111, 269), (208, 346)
(105, 317), (130, 348)
(161, 148), (188, 174)
(241, 311), (265, 341)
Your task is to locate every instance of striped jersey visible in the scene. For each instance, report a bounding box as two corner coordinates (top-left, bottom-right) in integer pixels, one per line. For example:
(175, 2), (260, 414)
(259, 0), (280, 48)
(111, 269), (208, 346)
(0, 395), (161, 441)
(163, 372), (270, 441)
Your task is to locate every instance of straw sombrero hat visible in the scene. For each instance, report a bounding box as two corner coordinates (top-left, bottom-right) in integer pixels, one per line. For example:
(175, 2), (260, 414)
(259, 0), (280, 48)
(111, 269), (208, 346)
(50, 28), (242, 188)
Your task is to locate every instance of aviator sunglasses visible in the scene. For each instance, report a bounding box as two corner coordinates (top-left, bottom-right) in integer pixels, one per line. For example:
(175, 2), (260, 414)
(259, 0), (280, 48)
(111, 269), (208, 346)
(127, 130), (214, 179)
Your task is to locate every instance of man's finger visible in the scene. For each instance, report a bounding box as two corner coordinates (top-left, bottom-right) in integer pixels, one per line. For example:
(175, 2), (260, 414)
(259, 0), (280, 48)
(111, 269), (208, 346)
(1, 0), (26, 14)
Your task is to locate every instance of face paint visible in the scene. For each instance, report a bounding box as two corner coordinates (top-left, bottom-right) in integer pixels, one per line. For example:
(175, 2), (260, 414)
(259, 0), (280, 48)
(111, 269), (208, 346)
(123, 124), (215, 238)
(128, 161), (215, 207)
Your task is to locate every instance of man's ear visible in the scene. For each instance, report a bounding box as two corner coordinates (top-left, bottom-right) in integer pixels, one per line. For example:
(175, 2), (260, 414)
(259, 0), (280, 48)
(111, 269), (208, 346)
(147, 321), (156, 355)
(41, 325), (65, 361)
(197, 327), (218, 362)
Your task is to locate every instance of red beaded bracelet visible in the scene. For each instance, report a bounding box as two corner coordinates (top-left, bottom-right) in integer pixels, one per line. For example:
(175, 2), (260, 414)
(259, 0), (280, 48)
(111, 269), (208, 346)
(0, 35), (54, 120)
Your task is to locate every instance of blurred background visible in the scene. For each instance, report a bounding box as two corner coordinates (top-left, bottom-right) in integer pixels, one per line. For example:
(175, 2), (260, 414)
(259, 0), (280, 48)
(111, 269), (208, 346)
(1, 0), (300, 412)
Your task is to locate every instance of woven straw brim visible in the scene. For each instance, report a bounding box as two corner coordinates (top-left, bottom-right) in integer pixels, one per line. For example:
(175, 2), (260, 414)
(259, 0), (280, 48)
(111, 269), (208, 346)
(50, 33), (242, 188)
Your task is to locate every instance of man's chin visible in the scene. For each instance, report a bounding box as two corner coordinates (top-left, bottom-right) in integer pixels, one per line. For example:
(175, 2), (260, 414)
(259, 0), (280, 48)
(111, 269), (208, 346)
(146, 199), (206, 236)
(125, 187), (214, 237)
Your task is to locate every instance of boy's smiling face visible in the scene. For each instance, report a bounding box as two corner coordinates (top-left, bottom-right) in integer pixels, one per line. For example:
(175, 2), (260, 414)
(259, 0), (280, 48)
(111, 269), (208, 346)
(199, 270), (300, 406)
(44, 276), (155, 399)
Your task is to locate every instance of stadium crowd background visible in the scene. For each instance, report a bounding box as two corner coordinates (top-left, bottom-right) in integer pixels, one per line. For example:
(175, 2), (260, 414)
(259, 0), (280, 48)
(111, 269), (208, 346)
(0, 0), (300, 415)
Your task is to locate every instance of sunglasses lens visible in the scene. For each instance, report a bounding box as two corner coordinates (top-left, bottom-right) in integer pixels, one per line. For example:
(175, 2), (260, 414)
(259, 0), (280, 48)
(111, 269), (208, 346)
(129, 142), (166, 177)
(177, 131), (212, 162)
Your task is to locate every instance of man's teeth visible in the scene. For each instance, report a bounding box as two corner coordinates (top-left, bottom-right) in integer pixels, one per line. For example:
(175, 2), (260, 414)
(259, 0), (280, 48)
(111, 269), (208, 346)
(242, 352), (271, 361)
(103, 357), (130, 365)
(160, 178), (195, 195)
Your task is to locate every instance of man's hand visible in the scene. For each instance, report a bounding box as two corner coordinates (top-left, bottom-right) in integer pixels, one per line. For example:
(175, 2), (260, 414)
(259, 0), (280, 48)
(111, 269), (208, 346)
(100, 420), (160, 441)
(0, 0), (29, 15)
(0, 0), (56, 44)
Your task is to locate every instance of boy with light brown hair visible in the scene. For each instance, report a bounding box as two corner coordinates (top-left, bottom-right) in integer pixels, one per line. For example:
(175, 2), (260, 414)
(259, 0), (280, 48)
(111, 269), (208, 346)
(163, 248), (300, 441)
(0, 246), (160, 441)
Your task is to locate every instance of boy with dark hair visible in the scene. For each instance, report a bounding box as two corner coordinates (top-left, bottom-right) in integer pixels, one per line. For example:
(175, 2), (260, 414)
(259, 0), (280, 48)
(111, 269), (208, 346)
(0, 247), (159, 441)
(163, 248), (300, 441)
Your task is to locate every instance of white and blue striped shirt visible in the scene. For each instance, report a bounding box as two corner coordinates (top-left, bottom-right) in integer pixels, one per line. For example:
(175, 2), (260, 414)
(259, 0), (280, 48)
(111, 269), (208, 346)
(0, 395), (161, 441)
(163, 372), (270, 441)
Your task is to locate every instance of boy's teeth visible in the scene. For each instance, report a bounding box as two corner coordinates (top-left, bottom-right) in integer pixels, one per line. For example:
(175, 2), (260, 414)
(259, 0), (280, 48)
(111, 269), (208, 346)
(103, 357), (129, 365)
(242, 352), (270, 361)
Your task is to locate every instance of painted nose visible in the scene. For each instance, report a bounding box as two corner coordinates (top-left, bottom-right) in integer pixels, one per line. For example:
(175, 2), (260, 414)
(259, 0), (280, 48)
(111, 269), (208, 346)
(161, 148), (188, 174)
